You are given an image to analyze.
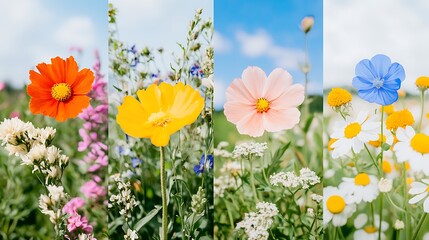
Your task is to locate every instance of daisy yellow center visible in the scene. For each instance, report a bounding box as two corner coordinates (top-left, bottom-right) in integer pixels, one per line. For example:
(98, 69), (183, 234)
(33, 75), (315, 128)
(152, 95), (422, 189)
(327, 88), (352, 107)
(383, 105), (395, 115)
(326, 195), (346, 214)
(410, 133), (429, 154)
(148, 111), (171, 127)
(382, 160), (392, 173)
(427, 187), (429, 193)
(416, 76), (429, 89)
(364, 226), (378, 233)
(256, 98), (270, 113)
(344, 122), (361, 139)
(354, 173), (370, 186)
(407, 177), (414, 185)
(51, 83), (72, 101)
(394, 162), (410, 171)
(328, 138), (337, 151)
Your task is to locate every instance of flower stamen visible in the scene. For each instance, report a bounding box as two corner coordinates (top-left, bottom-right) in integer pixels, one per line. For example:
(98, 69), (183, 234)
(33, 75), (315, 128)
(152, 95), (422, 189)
(326, 195), (346, 214)
(255, 98), (270, 113)
(51, 83), (72, 102)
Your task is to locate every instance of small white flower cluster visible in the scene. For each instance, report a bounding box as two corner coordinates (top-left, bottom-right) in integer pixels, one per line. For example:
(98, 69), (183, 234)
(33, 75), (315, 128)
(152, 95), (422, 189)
(220, 161), (241, 177)
(311, 194), (323, 203)
(214, 141), (232, 158)
(378, 178), (393, 193)
(39, 185), (67, 224)
(124, 229), (139, 240)
(214, 175), (242, 197)
(76, 233), (97, 240)
(191, 186), (207, 214)
(108, 174), (139, 220)
(0, 118), (67, 184)
(270, 168), (320, 189)
(236, 202), (279, 240)
(232, 142), (268, 159)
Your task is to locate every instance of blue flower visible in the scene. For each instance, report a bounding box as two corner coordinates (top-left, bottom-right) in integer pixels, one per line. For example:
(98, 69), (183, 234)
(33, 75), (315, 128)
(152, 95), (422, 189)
(352, 54), (405, 105)
(131, 157), (142, 168)
(190, 63), (204, 78)
(193, 154), (214, 175)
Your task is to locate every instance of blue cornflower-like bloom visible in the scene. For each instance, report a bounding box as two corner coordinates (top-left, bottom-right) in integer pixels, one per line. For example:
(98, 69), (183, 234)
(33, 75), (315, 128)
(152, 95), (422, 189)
(352, 54), (405, 105)
(190, 64), (204, 78)
(131, 157), (142, 168)
(194, 154), (214, 175)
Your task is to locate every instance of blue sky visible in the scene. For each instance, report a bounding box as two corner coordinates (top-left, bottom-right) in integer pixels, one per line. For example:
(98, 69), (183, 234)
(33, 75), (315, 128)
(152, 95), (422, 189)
(214, 0), (323, 109)
(0, 0), (107, 89)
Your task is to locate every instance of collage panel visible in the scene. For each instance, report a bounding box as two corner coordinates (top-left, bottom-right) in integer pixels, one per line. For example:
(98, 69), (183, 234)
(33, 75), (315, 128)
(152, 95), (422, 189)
(213, 0), (323, 239)
(0, 1), (108, 239)
(108, 0), (214, 239)
(324, 0), (429, 239)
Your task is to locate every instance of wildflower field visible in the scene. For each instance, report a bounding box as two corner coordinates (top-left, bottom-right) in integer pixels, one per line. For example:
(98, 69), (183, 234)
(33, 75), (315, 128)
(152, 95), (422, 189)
(0, 52), (108, 240)
(324, 55), (429, 239)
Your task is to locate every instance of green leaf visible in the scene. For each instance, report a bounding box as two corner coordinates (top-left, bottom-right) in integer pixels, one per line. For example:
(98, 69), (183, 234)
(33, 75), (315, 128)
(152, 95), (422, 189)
(381, 143), (391, 151)
(134, 205), (162, 231)
(303, 114), (314, 133)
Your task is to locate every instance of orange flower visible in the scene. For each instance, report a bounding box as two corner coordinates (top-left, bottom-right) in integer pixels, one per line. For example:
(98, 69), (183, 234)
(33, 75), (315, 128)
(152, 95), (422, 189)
(27, 56), (94, 122)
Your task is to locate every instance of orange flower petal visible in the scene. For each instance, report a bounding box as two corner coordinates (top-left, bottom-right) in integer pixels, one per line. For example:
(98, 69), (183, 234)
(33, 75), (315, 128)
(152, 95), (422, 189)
(71, 68), (94, 95)
(29, 70), (55, 89)
(29, 98), (58, 117)
(55, 95), (91, 122)
(36, 62), (60, 84)
(65, 56), (79, 85)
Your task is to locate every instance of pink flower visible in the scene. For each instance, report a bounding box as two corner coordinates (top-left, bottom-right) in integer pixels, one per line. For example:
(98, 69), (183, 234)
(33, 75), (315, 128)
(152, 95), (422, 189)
(224, 67), (304, 137)
(9, 111), (20, 118)
(63, 197), (85, 214)
(80, 180), (106, 199)
(67, 212), (93, 233)
(0, 82), (5, 91)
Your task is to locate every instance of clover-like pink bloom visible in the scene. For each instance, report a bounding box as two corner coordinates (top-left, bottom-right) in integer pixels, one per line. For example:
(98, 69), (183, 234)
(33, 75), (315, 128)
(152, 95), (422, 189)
(224, 66), (304, 137)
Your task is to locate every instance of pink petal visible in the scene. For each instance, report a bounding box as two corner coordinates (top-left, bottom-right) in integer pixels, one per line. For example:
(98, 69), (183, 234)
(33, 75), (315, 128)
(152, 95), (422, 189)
(263, 68), (293, 100)
(236, 112), (265, 137)
(225, 78), (255, 104)
(241, 66), (266, 99)
(270, 84), (305, 109)
(224, 101), (255, 124)
(262, 108), (301, 132)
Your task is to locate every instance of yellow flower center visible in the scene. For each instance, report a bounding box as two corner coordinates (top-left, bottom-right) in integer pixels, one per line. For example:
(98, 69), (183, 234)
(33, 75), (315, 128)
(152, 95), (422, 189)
(327, 88), (352, 107)
(427, 187), (429, 193)
(347, 162), (356, 167)
(416, 76), (429, 89)
(328, 138), (337, 151)
(354, 173), (370, 186)
(386, 109), (415, 131)
(364, 226), (378, 233)
(383, 105), (395, 115)
(407, 177), (414, 185)
(344, 122), (361, 139)
(326, 195), (346, 214)
(368, 134), (386, 147)
(395, 162), (410, 171)
(382, 160), (392, 173)
(148, 111), (171, 127)
(51, 83), (72, 101)
(410, 133), (429, 154)
(256, 98), (270, 113)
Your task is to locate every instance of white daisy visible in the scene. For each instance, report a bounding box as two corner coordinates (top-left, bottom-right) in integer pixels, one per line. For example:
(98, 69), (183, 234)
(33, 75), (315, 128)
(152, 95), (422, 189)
(353, 213), (389, 240)
(330, 111), (379, 158)
(394, 126), (429, 175)
(323, 186), (356, 227)
(408, 179), (429, 213)
(367, 126), (394, 148)
(339, 173), (379, 203)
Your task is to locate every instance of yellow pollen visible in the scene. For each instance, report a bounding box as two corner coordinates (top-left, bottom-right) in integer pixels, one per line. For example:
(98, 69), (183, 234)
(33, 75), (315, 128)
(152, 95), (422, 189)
(382, 160), (392, 174)
(416, 76), (429, 89)
(327, 88), (352, 107)
(368, 134), (386, 147)
(344, 122), (361, 139)
(364, 226), (378, 233)
(328, 138), (337, 151)
(326, 195), (346, 214)
(51, 83), (72, 101)
(407, 177), (414, 185)
(256, 98), (270, 113)
(410, 133), (429, 154)
(148, 111), (171, 127)
(386, 109), (415, 131)
(354, 173), (370, 186)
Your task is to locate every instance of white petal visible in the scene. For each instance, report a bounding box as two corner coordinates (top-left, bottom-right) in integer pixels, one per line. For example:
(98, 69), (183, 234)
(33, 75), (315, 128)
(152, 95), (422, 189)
(354, 213), (368, 228)
(424, 198), (429, 213)
(409, 192), (428, 204)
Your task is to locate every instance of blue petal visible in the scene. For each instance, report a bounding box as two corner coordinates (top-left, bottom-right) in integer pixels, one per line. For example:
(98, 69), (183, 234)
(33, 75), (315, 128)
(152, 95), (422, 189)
(382, 78), (401, 91)
(355, 59), (376, 80)
(358, 88), (378, 103)
(194, 165), (203, 175)
(352, 76), (374, 90)
(370, 54), (391, 79)
(384, 62), (405, 82)
(378, 88), (398, 105)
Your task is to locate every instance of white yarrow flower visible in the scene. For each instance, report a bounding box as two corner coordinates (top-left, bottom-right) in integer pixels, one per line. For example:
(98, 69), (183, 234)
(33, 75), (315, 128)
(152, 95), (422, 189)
(378, 178), (393, 193)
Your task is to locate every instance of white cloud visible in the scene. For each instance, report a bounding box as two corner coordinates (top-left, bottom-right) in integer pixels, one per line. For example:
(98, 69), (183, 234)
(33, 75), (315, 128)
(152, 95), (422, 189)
(235, 29), (304, 70)
(214, 31), (232, 53)
(325, 0), (429, 94)
(55, 17), (95, 49)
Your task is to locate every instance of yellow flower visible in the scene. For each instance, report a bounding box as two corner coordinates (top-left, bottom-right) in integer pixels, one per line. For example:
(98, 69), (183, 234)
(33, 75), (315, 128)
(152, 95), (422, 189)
(397, 89), (406, 97)
(116, 82), (204, 147)
(385, 109), (414, 131)
(416, 76), (429, 90)
(327, 138), (337, 151)
(327, 88), (352, 107)
(382, 105), (394, 115)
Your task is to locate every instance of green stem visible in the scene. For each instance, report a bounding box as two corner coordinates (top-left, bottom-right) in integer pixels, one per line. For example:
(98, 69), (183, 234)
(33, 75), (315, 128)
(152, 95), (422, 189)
(402, 162), (410, 239)
(419, 90), (425, 132)
(364, 144), (381, 175)
(249, 158), (259, 202)
(384, 193), (406, 213)
(412, 213), (428, 239)
(160, 146), (167, 240)
(378, 106), (384, 240)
